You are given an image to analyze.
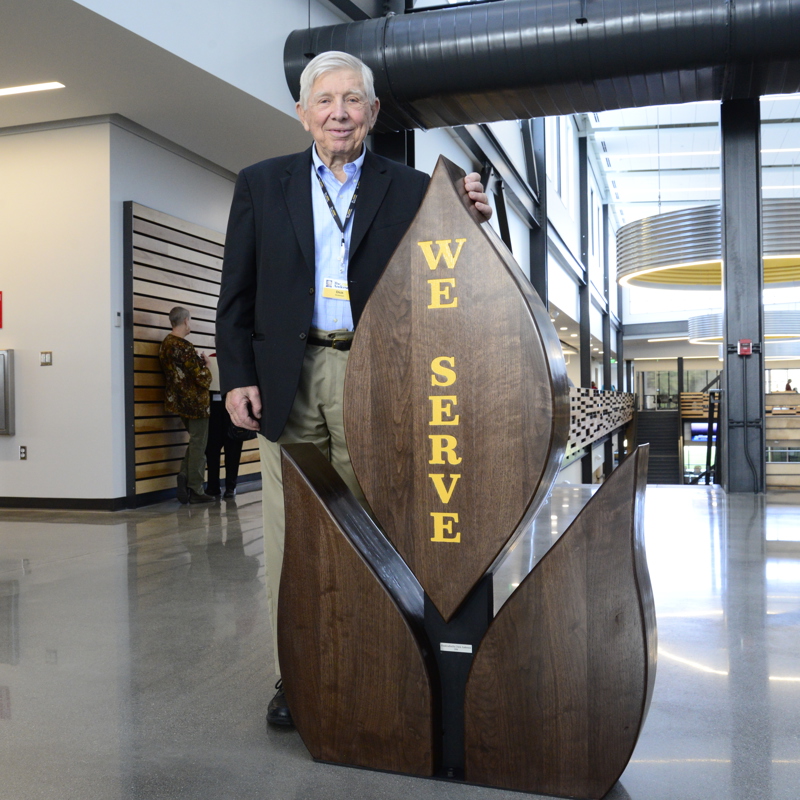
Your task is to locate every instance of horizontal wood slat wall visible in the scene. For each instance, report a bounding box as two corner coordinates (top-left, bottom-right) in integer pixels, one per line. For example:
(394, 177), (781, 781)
(125, 202), (260, 500)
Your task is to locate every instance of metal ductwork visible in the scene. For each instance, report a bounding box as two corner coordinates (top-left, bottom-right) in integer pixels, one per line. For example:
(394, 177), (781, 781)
(284, 0), (800, 132)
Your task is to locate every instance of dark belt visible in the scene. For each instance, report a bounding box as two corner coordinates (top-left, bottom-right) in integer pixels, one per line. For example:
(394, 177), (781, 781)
(307, 334), (353, 351)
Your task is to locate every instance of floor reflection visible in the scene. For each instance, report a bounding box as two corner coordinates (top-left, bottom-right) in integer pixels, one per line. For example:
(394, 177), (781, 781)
(0, 485), (798, 799)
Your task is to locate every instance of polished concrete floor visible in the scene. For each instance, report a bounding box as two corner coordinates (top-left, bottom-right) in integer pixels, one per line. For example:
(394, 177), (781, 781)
(1, 483), (798, 799)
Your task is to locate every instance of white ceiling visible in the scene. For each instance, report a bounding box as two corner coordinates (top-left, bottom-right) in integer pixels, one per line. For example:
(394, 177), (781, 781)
(6, 0), (800, 231)
(587, 95), (800, 228)
(0, 0), (309, 174)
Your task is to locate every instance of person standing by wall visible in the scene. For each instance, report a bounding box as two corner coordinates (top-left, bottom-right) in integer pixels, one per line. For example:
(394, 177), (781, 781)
(159, 306), (215, 505)
(205, 351), (244, 498)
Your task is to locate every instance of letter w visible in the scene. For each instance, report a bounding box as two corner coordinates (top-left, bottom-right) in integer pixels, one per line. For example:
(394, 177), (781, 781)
(417, 239), (467, 270)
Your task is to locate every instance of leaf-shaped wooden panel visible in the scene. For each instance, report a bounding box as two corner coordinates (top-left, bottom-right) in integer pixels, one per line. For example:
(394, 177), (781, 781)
(344, 156), (569, 621)
(464, 445), (656, 799)
(279, 443), (436, 776)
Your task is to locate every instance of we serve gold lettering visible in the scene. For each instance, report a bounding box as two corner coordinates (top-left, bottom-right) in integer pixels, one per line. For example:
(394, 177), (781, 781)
(418, 238), (466, 309)
(428, 356), (462, 543)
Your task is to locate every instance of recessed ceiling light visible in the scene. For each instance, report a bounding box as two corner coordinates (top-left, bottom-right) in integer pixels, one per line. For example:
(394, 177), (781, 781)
(570, 333), (578, 337)
(560, 326), (568, 330)
(0, 81), (65, 97)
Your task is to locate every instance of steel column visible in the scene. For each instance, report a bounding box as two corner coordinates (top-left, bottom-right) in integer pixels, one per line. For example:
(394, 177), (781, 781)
(527, 118), (548, 304)
(720, 99), (765, 494)
(602, 203), (613, 478)
(579, 136), (591, 389)
(371, 131), (415, 167)
(602, 204), (612, 391)
(579, 136), (593, 483)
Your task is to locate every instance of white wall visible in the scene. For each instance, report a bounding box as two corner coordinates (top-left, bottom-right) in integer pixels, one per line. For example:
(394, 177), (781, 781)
(74, 0), (347, 118)
(109, 122), (235, 498)
(415, 127), (480, 179)
(0, 120), (236, 501)
(0, 124), (115, 498)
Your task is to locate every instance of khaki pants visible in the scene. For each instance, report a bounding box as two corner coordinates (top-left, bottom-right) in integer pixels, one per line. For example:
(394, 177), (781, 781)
(258, 334), (366, 677)
(180, 416), (209, 494)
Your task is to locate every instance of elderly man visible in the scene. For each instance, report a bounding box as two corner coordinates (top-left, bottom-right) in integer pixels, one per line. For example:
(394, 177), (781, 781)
(216, 51), (491, 728)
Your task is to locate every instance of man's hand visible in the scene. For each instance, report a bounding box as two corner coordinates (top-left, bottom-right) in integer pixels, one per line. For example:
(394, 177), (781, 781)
(464, 173), (493, 221)
(226, 386), (262, 430)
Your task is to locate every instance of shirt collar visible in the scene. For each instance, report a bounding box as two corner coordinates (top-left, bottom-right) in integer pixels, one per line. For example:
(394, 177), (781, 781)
(312, 144), (366, 179)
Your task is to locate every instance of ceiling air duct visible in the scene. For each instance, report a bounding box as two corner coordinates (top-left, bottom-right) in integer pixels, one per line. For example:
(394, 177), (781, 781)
(284, 0), (800, 132)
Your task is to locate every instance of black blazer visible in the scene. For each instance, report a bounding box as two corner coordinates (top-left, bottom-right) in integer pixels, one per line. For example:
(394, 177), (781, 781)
(216, 147), (430, 441)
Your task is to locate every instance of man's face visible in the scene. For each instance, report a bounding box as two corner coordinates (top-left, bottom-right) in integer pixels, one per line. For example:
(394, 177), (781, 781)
(296, 69), (380, 166)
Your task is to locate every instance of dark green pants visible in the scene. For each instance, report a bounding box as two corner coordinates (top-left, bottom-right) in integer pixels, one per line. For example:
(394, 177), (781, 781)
(180, 417), (209, 493)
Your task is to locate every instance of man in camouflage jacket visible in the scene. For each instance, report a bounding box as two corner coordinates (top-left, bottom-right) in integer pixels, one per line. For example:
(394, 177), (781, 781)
(159, 306), (214, 504)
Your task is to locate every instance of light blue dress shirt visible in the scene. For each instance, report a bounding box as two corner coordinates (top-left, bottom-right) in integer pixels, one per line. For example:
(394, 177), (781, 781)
(310, 145), (366, 331)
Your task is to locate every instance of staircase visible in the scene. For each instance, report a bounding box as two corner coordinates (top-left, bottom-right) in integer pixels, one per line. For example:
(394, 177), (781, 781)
(635, 410), (681, 484)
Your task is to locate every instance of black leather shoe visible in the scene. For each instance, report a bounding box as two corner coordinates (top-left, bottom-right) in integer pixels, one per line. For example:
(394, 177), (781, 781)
(176, 473), (189, 504)
(189, 489), (215, 504)
(206, 485), (221, 497)
(266, 680), (293, 728)
(224, 487), (236, 498)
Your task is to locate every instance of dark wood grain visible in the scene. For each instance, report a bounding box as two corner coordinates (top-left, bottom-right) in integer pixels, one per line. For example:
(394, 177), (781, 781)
(279, 443), (437, 776)
(463, 445), (656, 799)
(344, 156), (569, 621)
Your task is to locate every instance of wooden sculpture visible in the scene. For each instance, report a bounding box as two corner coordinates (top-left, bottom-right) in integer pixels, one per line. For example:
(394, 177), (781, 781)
(279, 156), (656, 799)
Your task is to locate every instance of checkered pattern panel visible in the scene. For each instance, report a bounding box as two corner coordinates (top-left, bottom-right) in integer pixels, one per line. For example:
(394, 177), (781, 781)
(566, 389), (635, 458)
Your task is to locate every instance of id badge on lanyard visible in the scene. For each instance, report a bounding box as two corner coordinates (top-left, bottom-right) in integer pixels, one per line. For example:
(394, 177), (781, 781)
(316, 172), (359, 303)
(321, 276), (350, 300)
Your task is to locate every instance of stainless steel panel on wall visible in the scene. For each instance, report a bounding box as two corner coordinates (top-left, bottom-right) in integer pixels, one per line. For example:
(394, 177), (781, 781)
(0, 350), (15, 436)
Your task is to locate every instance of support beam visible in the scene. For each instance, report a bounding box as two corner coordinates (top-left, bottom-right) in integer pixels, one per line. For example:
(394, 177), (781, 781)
(372, 131), (415, 167)
(602, 204), (612, 391)
(579, 136), (593, 483)
(720, 99), (765, 494)
(526, 118), (548, 304)
(626, 360), (634, 395)
(579, 137), (591, 389)
(493, 180), (513, 251)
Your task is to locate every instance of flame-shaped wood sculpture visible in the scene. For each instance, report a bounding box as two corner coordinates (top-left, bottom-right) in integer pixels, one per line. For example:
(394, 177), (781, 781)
(279, 157), (657, 798)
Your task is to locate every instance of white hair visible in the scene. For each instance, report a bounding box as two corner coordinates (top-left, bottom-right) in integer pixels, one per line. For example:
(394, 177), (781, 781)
(298, 51), (376, 109)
